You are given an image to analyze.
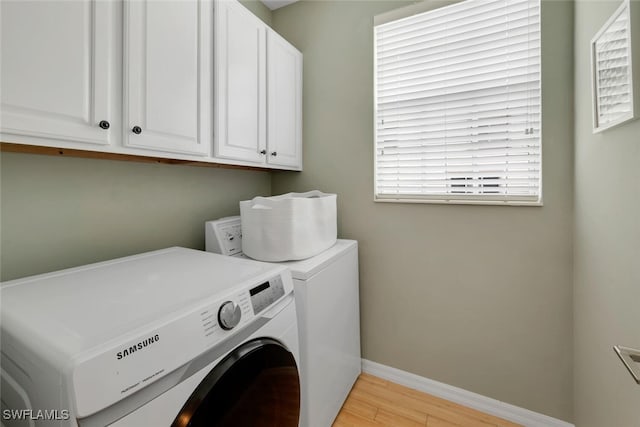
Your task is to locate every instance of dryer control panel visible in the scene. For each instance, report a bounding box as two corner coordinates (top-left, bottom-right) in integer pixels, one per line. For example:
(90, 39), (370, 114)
(205, 216), (243, 256)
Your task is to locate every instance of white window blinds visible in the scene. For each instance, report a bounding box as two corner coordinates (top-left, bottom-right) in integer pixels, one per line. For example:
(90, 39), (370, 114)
(374, 0), (541, 204)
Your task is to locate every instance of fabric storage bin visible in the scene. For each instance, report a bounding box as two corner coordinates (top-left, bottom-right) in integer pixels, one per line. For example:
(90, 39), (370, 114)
(240, 191), (337, 261)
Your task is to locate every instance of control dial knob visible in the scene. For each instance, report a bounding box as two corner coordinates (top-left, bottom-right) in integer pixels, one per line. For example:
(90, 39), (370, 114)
(218, 301), (242, 330)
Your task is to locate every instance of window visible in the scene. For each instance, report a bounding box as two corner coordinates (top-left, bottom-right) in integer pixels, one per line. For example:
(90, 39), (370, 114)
(374, 0), (541, 205)
(591, 0), (638, 132)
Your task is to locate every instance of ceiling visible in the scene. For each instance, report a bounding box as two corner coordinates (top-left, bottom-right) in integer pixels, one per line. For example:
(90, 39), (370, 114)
(260, 0), (299, 10)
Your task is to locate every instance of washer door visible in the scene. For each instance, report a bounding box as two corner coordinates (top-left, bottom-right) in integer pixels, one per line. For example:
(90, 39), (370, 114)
(171, 337), (300, 427)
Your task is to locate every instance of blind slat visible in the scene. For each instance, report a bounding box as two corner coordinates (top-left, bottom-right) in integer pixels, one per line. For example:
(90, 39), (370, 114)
(379, 152), (540, 163)
(378, 0), (537, 42)
(378, 137), (540, 151)
(378, 46), (540, 86)
(378, 81), (540, 109)
(377, 30), (539, 64)
(378, 77), (540, 102)
(377, 14), (539, 58)
(379, 96), (540, 120)
(379, 115), (540, 134)
(378, 165), (541, 175)
(378, 61), (541, 95)
(378, 120), (541, 139)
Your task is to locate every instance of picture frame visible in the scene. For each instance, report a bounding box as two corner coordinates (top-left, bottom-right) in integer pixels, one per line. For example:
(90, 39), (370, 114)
(591, 0), (640, 133)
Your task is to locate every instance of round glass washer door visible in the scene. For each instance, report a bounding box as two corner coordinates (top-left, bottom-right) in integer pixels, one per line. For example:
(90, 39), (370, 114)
(171, 337), (300, 427)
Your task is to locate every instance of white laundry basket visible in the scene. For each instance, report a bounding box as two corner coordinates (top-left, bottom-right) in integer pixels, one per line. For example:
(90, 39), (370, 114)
(240, 191), (337, 261)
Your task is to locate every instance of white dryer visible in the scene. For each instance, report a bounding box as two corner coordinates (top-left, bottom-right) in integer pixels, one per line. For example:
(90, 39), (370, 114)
(206, 217), (361, 427)
(1, 247), (300, 427)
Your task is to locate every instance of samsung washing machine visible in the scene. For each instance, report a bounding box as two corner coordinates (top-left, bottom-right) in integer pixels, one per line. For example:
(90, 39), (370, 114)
(206, 217), (362, 427)
(0, 247), (300, 427)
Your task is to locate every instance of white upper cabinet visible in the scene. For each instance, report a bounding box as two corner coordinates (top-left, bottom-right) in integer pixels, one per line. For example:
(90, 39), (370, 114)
(214, 0), (302, 170)
(267, 31), (303, 169)
(1, 0), (300, 170)
(214, 0), (267, 164)
(0, 0), (116, 147)
(123, 0), (211, 156)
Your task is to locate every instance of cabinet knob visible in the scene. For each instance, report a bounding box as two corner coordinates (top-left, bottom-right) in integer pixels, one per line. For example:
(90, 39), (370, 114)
(259, 149), (267, 155)
(271, 151), (277, 156)
(132, 126), (142, 135)
(98, 120), (110, 130)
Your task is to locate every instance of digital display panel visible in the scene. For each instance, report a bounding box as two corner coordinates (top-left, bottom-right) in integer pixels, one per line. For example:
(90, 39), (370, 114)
(250, 282), (270, 297)
(249, 276), (285, 315)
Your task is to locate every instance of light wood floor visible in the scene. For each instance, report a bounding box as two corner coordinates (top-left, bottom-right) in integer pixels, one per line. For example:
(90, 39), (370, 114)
(332, 374), (523, 427)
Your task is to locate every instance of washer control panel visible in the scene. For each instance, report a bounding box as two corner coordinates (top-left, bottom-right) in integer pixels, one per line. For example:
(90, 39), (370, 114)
(198, 275), (286, 342)
(249, 275), (285, 315)
(218, 301), (242, 330)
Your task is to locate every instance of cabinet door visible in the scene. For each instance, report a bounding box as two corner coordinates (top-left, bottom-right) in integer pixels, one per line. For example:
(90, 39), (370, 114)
(267, 31), (303, 169)
(214, 0), (267, 164)
(0, 0), (115, 146)
(124, 0), (211, 156)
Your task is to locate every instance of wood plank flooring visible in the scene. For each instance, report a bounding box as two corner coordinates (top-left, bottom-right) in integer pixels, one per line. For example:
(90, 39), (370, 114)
(332, 374), (523, 427)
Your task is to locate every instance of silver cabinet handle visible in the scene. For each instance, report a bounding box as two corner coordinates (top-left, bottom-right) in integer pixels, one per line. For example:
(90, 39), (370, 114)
(614, 346), (640, 384)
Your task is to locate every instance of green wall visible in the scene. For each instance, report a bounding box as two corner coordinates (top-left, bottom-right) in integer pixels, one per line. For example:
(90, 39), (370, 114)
(272, 0), (575, 421)
(573, 1), (640, 426)
(0, 152), (270, 280)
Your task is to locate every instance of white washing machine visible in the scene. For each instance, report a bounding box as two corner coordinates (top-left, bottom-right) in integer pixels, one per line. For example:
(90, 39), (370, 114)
(206, 217), (361, 427)
(0, 247), (300, 427)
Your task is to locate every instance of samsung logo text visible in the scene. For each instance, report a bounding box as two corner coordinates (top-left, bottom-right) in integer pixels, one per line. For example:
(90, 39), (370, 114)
(116, 334), (160, 360)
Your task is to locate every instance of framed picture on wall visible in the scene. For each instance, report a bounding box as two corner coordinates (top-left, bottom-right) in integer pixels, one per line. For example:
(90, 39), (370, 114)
(591, 0), (639, 133)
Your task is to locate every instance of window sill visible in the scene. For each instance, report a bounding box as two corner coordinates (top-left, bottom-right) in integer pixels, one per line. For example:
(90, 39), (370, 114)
(373, 196), (543, 207)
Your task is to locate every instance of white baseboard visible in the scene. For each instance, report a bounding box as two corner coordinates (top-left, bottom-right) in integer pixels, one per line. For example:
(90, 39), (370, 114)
(361, 359), (574, 427)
